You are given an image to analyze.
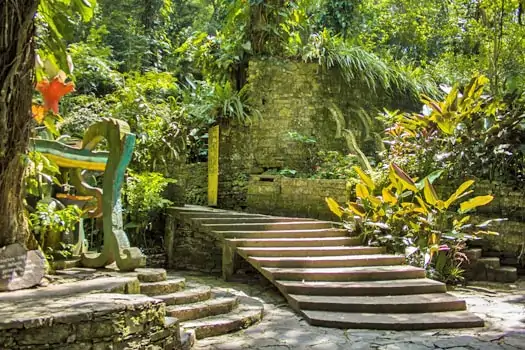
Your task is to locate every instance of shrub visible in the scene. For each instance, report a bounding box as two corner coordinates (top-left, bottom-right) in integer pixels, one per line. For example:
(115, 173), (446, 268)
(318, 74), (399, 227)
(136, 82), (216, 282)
(326, 163), (500, 283)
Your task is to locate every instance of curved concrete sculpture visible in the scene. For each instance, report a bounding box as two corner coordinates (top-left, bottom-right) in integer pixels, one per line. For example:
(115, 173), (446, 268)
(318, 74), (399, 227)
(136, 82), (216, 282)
(32, 118), (146, 271)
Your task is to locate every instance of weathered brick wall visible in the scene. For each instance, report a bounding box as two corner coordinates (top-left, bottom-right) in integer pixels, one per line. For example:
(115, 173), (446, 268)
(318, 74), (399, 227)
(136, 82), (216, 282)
(246, 175), (347, 220)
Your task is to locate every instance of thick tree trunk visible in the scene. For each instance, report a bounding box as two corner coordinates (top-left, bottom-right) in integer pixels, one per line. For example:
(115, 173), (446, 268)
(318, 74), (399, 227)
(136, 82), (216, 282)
(0, 0), (40, 248)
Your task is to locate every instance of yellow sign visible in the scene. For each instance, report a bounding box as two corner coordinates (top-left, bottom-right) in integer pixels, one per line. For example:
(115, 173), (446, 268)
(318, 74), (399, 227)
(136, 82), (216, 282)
(208, 125), (220, 206)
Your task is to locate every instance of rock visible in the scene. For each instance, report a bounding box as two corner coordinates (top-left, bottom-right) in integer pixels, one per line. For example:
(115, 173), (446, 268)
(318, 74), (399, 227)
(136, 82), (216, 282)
(0, 244), (45, 291)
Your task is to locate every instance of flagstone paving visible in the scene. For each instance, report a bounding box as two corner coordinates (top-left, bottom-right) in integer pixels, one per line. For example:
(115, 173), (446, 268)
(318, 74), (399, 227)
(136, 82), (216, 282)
(179, 273), (525, 350)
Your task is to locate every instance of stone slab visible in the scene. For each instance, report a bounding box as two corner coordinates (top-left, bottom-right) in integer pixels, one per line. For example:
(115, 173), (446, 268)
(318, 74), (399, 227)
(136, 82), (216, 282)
(0, 292), (163, 330)
(0, 244), (45, 291)
(0, 276), (139, 302)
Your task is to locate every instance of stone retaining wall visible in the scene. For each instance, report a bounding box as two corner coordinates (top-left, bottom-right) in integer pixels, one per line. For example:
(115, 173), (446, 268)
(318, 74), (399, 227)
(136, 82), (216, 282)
(165, 211), (223, 274)
(245, 175), (347, 220)
(0, 293), (180, 350)
(164, 209), (256, 276)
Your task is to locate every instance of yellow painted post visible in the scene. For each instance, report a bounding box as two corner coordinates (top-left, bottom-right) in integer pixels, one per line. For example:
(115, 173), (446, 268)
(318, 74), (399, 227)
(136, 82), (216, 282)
(208, 125), (220, 207)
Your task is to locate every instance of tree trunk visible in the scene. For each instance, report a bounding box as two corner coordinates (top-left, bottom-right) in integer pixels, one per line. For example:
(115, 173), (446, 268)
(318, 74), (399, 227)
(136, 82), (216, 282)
(0, 0), (40, 248)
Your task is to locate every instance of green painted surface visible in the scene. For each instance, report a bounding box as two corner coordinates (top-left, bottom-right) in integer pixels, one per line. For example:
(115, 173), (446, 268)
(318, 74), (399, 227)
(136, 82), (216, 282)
(32, 118), (145, 271)
(31, 139), (109, 166)
(77, 118), (146, 271)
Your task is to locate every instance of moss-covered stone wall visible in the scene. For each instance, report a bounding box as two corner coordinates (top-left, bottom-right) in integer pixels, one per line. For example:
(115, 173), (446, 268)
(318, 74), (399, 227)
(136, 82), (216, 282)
(216, 58), (412, 210)
(172, 162), (208, 206)
(246, 175), (347, 220)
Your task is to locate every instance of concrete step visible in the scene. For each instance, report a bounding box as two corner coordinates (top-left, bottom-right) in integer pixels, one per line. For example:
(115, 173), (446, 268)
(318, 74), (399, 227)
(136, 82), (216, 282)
(226, 237), (360, 248)
(217, 228), (349, 239)
(192, 217), (316, 224)
(238, 246), (385, 257)
(478, 257), (501, 268)
(288, 293), (465, 313)
(179, 212), (266, 219)
(140, 278), (186, 296)
(301, 310), (484, 330)
(154, 285), (212, 306)
(464, 248), (482, 262)
(166, 295), (239, 322)
(181, 296), (263, 339)
(262, 265), (426, 282)
(201, 221), (334, 232)
(276, 278), (447, 296)
(249, 254), (405, 268)
(132, 268), (167, 283)
(493, 266), (518, 283)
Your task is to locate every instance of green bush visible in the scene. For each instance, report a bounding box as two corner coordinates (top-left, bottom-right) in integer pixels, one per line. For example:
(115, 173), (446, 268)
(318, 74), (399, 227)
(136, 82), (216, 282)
(124, 171), (176, 246)
(326, 163), (499, 283)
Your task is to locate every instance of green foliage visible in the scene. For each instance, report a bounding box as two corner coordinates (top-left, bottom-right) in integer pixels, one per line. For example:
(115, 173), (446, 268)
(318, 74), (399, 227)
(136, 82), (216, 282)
(184, 80), (261, 125)
(24, 151), (61, 198)
(310, 151), (359, 180)
(124, 171), (176, 246)
(37, 0), (98, 76)
(383, 75), (525, 185)
(29, 201), (83, 252)
(355, 0), (525, 94)
(68, 26), (122, 95)
(326, 164), (498, 282)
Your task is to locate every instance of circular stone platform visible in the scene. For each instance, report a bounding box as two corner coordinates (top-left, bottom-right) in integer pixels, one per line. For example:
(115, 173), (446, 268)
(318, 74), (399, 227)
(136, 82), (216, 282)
(0, 291), (178, 349)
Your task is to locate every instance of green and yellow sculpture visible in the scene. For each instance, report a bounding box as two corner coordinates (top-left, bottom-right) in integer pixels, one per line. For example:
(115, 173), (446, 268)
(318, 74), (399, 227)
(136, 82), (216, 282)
(32, 118), (146, 271)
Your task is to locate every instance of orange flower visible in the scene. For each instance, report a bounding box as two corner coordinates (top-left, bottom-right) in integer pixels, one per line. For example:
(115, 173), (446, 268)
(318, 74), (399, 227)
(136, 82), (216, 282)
(32, 104), (46, 124)
(36, 73), (75, 114)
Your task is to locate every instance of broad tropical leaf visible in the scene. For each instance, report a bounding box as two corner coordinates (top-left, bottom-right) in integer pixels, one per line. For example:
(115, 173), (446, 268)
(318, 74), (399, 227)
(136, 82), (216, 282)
(356, 183), (369, 199)
(445, 180), (475, 209)
(390, 163), (418, 192)
(352, 166), (375, 190)
(423, 178), (439, 206)
(459, 195), (494, 214)
(325, 197), (343, 218)
(347, 202), (366, 217)
(382, 188), (397, 204)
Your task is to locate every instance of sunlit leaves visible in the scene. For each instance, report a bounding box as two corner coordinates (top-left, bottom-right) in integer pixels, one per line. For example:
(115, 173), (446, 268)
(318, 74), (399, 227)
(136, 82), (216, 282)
(325, 197), (343, 218)
(352, 166), (375, 190)
(459, 195), (494, 214)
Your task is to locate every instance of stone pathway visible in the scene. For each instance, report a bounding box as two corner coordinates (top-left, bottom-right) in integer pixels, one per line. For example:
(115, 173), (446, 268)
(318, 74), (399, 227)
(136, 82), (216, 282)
(179, 273), (525, 350)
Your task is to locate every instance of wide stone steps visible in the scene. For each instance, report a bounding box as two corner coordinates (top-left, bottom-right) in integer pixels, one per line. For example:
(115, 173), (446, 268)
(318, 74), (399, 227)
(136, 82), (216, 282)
(301, 310), (484, 330)
(226, 236), (360, 247)
(140, 278), (186, 296)
(179, 212), (266, 219)
(275, 278), (447, 296)
(217, 228), (349, 239)
(180, 297), (264, 339)
(169, 205), (484, 330)
(249, 254), (406, 268)
(155, 285), (212, 306)
(288, 293), (466, 313)
(133, 270), (263, 347)
(191, 217), (316, 224)
(166, 295), (239, 321)
(201, 221), (334, 231)
(262, 265), (427, 281)
(238, 246), (386, 257)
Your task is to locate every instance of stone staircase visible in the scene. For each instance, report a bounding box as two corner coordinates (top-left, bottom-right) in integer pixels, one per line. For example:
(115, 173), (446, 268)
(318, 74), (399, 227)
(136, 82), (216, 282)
(464, 248), (518, 283)
(134, 269), (264, 347)
(170, 205), (485, 330)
